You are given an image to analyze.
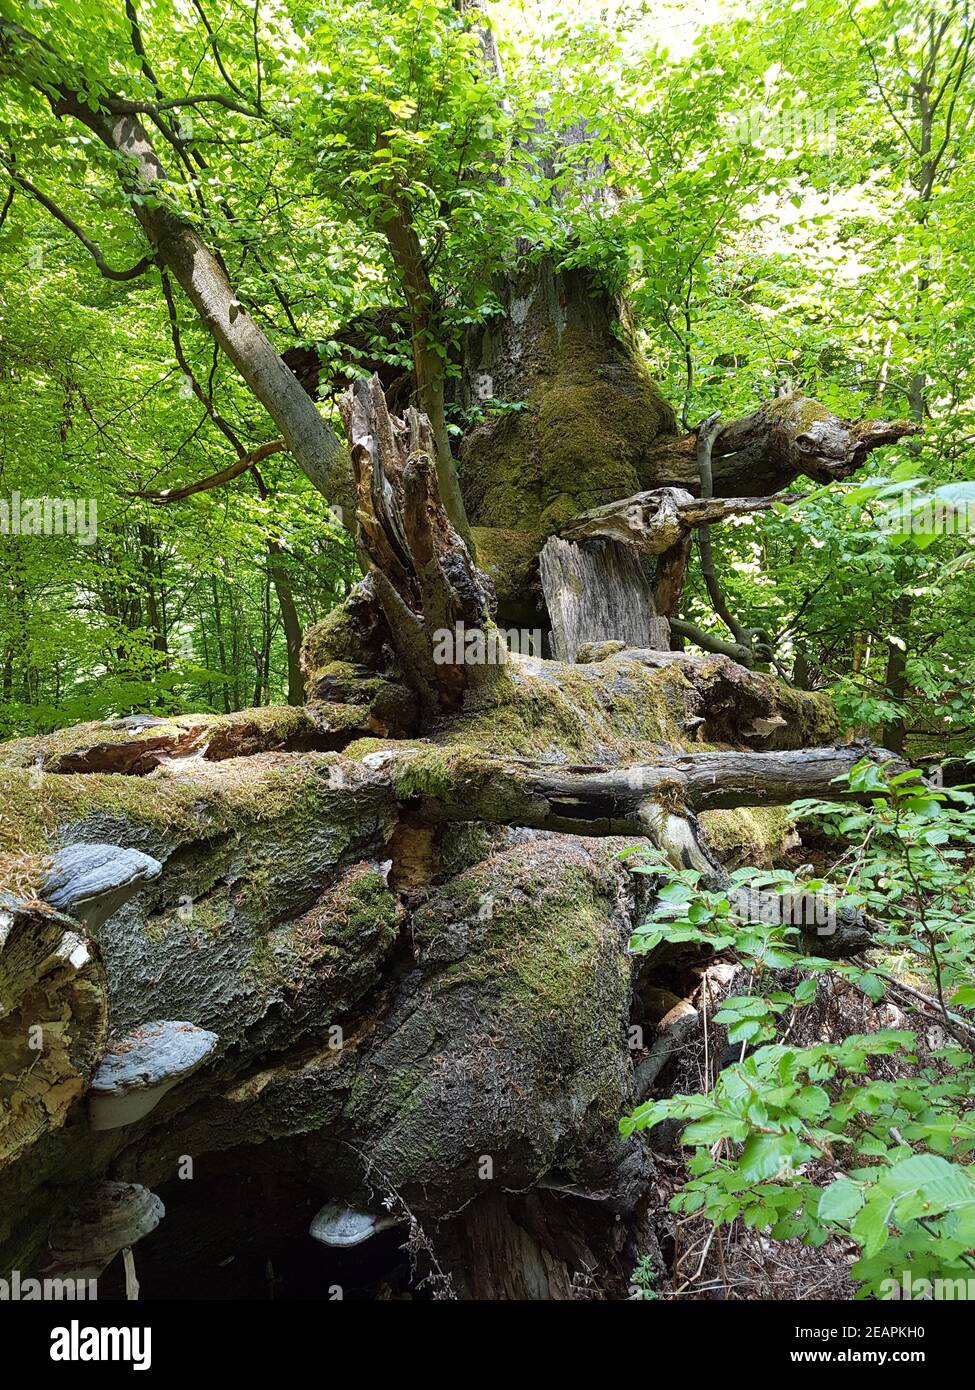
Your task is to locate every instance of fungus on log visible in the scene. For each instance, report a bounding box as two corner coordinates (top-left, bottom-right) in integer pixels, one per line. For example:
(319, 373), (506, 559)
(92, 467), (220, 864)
(45, 1181), (164, 1281)
(309, 1200), (402, 1248)
(0, 366), (914, 1300)
(88, 1020), (219, 1131)
(41, 844), (162, 931)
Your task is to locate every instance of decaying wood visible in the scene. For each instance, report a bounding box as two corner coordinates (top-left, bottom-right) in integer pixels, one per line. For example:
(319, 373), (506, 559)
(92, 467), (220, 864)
(560, 487), (786, 555)
(633, 1002), (700, 1099)
(340, 375), (499, 713)
(553, 485), (789, 659)
(539, 536), (669, 661)
(556, 481), (787, 648)
(643, 393), (917, 497)
(399, 741), (899, 832)
(0, 900), (107, 1169)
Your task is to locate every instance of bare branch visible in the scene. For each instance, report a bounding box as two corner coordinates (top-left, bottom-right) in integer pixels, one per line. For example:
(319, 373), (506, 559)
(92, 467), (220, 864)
(133, 439), (285, 502)
(6, 171), (155, 280)
(190, 0), (251, 101)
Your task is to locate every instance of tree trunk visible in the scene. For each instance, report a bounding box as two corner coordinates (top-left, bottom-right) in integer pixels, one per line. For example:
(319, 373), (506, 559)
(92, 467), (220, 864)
(0, 374), (894, 1297)
(0, 22), (919, 1299)
(540, 537), (669, 660)
(457, 257), (913, 644)
(266, 540), (305, 706)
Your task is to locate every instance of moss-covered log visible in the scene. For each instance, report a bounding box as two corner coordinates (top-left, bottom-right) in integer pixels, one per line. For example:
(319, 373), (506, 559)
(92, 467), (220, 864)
(0, 622), (890, 1297)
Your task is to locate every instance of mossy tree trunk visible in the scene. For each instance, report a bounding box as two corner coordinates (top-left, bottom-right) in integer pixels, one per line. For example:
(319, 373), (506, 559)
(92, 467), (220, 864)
(0, 15), (921, 1302)
(456, 259), (913, 655)
(0, 380), (898, 1301)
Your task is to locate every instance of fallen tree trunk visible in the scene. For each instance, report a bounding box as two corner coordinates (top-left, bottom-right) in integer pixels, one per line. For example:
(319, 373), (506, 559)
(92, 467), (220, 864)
(393, 741), (895, 831)
(0, 346), (908, 1298)
(0, 668), (888, 1296)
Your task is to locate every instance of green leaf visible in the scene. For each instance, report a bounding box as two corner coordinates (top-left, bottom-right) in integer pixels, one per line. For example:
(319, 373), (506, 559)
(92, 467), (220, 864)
(818, 1178), (864, 1222)
(852, 1197), (891, 1257)
(738, 1134), (804, 1182)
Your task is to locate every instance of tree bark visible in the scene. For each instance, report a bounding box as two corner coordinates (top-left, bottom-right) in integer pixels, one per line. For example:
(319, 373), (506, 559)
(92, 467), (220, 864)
(340, 376), (499, 715)
(540, 536), (668, 660)
(266, 539), (305, 706)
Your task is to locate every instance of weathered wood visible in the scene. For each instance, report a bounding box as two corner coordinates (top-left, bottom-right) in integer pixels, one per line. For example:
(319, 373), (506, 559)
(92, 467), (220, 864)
(560, 487), (785, 554)
(402, 741), (900, 832)
(555, 484), (791, 648)
(633, 1002), (700, 1099)
(643, 394), (917, 497)
(341, 376), (499, 713)
(0, 900), (107, 1169)
(539, 536), (669, 661)
(0, 708), (889, 1285)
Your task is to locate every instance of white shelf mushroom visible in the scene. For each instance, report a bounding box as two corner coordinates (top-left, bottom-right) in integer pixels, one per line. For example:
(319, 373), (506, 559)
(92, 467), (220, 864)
(41, 844), (162, 931)
(309, 1200), (401, 1248)
(88, 1020), (218, 1131)
(46, 1181), (164, 1292)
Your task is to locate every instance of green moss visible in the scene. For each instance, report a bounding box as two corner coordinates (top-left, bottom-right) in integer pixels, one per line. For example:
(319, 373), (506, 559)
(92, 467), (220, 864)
(699, 804), (795, 867)
(316, 868), (400, 943)
(442, 658), (689, 761)
(0, 767), (211, 857)
(422, 855), (628, 1068)
(789, 396), (831, 432)
(461, 326), (676, 552)
(392, 743), (539, 823)
(0, 706), (318, 772)
(470, 526), (541, 593)
(287, 866), (402, 992)
(301, 604), (365, 671)
(0, 749), (378, 901)
(342, 736), (412, 760)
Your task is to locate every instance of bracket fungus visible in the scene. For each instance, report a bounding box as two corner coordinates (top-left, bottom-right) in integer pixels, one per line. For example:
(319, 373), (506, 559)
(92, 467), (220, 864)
(88, 1019), (219, 1131)
(46, 1181), (164, 1281)
(309, 1200), (402, 1249)
(41, 843), (163, 932)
